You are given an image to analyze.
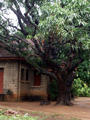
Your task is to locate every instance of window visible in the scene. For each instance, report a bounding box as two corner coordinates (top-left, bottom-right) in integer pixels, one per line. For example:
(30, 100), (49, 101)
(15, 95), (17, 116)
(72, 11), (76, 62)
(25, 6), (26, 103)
(26, 69), (29, 81)
(21, 68), (29, 82)
(21, 68), (24, 81)
(34, 72), (41, 86)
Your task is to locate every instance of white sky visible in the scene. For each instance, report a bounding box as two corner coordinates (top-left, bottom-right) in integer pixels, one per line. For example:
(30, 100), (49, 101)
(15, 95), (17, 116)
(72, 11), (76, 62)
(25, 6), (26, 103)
(1, 1), (25, 27)
(6, 10), (18, 26)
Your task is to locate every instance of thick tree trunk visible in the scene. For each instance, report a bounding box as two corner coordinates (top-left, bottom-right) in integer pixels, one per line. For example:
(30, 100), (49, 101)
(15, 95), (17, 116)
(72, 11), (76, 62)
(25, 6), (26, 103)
(56, 73), (74, 105)
(40, 70), (75, 106)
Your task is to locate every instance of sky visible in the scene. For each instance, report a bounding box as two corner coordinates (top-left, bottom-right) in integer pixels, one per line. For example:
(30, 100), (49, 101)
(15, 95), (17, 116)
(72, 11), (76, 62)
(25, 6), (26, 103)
(6, 10), (18, 26)
(0, 1), (18, 26)
(0, 0), (25, 27)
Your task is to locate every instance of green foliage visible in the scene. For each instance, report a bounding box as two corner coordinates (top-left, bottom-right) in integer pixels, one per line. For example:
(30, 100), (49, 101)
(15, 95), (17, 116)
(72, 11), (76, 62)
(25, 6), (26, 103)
(77, 60), (90, 86)
(49, 80), (58, 100)
(37, 0), (90, 65)
(0, 0), (90, 67)
(72, 78), (90, 97)
(39, 0), (90, 45)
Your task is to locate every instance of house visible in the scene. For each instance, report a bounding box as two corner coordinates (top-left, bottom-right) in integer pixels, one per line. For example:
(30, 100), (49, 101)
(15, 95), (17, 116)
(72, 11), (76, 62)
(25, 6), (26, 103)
(0, 42), (49, 101)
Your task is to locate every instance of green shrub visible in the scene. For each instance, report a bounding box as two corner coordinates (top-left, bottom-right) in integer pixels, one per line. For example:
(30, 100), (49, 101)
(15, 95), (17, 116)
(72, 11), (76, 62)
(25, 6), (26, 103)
(77, 60), (90, 87)
(72, 78), (90, 97)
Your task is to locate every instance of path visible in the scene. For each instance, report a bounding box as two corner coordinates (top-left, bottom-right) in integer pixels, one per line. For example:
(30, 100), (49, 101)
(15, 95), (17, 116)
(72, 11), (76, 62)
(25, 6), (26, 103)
(0, 97), (90, 120)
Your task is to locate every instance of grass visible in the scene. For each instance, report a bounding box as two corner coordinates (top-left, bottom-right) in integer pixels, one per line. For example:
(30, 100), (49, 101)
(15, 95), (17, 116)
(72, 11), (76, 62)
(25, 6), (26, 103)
(0, 115), (80, 120)
(0, 115), (38, 120)
(0, 109), (81, 120)
(71, 118), (81, 120)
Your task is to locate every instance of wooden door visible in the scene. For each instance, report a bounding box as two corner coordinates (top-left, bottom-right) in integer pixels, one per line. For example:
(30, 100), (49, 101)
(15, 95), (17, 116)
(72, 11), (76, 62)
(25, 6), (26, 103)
(34, 72), (41, 86)
(0, 68), (4, 94)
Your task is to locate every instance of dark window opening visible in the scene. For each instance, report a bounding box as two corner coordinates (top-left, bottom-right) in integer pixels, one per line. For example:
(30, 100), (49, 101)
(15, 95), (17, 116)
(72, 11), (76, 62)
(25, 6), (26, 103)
(26, 69), (29, 81)
(21, 68), (24, 80)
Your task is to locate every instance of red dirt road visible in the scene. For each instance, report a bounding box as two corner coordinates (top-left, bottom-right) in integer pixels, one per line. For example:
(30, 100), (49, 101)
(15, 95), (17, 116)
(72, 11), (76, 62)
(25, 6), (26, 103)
(0, 97), (90, 120)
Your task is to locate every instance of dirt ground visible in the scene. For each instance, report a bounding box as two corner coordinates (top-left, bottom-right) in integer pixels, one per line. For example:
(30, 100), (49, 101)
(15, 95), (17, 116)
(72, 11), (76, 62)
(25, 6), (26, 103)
(0, 97), (90, 120)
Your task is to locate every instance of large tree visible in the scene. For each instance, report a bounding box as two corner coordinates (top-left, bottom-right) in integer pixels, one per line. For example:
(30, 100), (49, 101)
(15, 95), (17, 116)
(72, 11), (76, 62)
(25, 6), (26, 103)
(0, 0), (90, 105)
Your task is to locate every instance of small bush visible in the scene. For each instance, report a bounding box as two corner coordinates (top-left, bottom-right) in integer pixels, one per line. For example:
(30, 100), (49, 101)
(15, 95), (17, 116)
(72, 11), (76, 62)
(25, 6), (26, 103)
(77, 60), (90, 87)
(72, 78), (90, 97)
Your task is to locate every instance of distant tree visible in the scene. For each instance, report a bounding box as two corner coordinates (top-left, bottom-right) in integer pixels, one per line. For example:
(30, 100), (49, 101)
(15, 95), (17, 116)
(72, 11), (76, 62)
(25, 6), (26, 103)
(0, 0), (90, 105)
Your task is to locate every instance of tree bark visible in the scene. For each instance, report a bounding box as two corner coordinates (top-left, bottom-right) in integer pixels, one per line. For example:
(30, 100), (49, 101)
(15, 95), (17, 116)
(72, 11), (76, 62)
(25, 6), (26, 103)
(56, 72), (74, 105)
